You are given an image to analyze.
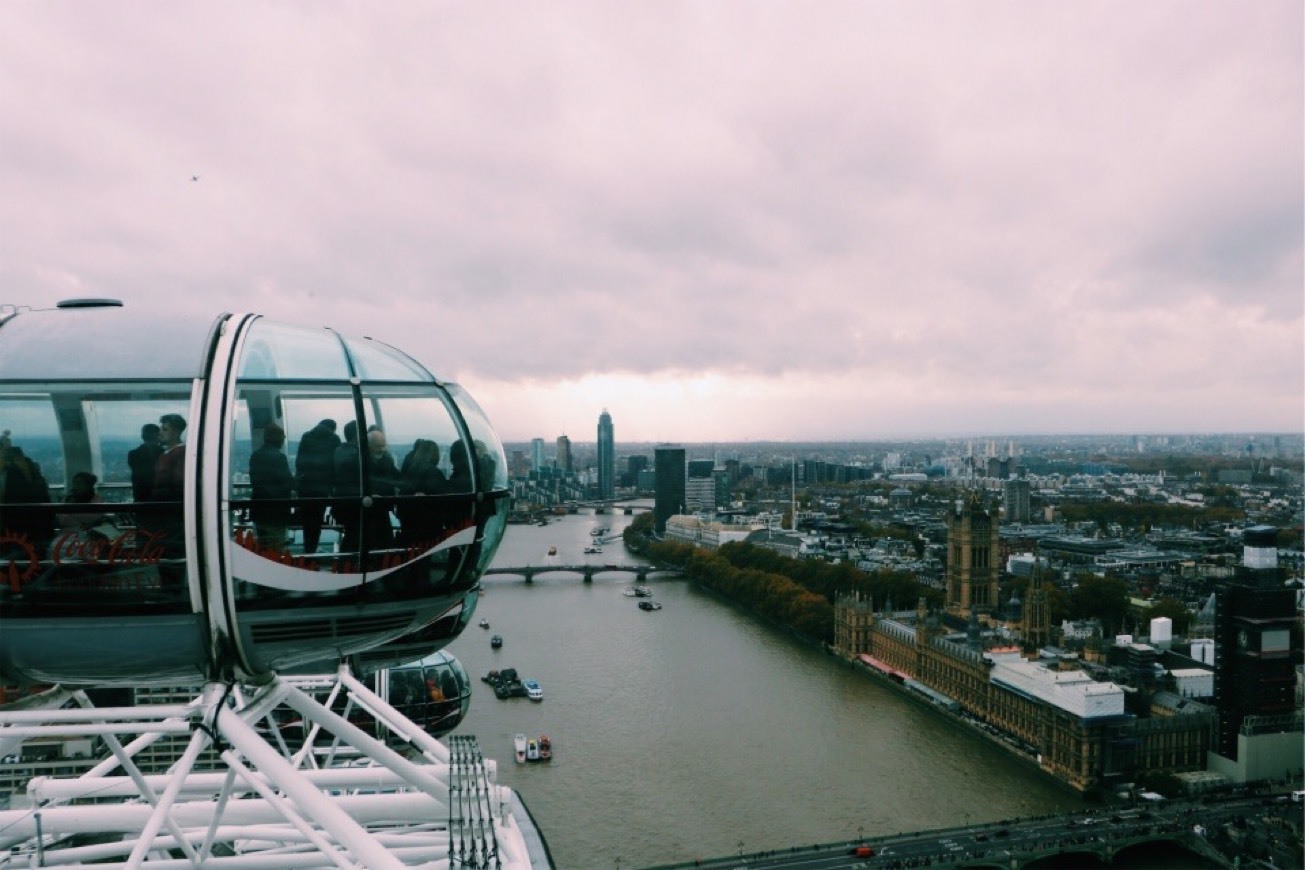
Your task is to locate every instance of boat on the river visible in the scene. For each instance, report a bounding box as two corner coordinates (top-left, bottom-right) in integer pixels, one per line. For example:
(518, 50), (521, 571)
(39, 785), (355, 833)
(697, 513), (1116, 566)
(526, 737), (540, 762)
(583, 545), (602, 554)
(538, 734), (552, 761)
(638, 600), (662, 611)
(491, 634), (503, 649)
(523, 679), (543, 701)
(514, 733), (527, 764)
(479, 619), (489, 629)
(547, 546), (557, 556)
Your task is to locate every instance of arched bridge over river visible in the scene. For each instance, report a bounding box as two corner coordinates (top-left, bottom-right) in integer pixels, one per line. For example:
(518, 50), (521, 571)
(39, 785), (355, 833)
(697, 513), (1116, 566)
(482, 564), (683, 584)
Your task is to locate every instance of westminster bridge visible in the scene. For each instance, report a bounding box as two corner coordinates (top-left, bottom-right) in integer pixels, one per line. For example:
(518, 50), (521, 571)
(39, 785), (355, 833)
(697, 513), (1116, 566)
(648, 791), (1301, 870)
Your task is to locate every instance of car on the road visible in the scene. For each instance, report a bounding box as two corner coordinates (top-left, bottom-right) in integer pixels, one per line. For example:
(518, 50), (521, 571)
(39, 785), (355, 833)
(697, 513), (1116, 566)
(847, 844), (875, 857)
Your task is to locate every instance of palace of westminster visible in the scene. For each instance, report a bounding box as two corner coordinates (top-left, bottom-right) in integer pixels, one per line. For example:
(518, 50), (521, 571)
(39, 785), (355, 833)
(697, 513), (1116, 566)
(832, 492), (1301, 796)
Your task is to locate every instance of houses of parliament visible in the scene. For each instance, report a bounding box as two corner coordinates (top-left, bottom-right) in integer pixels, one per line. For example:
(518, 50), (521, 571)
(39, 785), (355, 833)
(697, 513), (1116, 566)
(833, 491), (1300, 796)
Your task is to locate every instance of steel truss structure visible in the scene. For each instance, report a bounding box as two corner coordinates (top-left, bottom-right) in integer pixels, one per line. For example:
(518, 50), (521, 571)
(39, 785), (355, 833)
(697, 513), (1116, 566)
(0, 664), (534, 868)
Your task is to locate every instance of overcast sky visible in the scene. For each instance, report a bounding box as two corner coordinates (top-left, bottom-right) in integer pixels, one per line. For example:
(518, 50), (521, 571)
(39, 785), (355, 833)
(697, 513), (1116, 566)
(2, 2), (1300, 444)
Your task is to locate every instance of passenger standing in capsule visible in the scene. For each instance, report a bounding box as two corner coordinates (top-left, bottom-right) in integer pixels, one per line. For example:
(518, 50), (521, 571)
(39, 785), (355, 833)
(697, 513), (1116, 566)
(249, 422), (293, 552)
(0, 436), (55, 555)
(127, 423), (163, 501)
(365, 427), (400, 551)
(294, 419), (339, 554)
(331, 420), (363, 554)
(152, 414), (187, 587)
(398, 438), (447, 546)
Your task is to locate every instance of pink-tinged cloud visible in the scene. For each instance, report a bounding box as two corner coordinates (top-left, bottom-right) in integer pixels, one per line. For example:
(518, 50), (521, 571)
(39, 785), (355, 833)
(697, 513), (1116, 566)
(0, 1), (1299, 442)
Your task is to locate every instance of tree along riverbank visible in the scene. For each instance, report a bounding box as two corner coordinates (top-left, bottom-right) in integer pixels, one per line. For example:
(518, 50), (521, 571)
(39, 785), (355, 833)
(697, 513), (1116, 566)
(623, 511), (943, 647)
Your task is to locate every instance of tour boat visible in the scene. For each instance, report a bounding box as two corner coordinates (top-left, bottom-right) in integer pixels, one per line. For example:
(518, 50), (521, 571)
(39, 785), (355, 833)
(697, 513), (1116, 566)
(478, 619), (489, 629)
(514, 733), (527, 764)
(547, 546), (557, 556)
(523, 679), (543, 701)
(490, 635), (503, 649)
(538, 734), (552, 761)
(638, 600), (662, 611)
(525, 737), (540, 762)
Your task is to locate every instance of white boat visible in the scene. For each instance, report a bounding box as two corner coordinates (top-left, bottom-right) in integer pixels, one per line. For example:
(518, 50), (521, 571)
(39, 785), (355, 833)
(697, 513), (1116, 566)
(523, 679), (543, 701)
(513, 733), (527, 764)
(622, 588), (637, 597)
(526, 737), (540, 762)
(583, 546), (602, 554)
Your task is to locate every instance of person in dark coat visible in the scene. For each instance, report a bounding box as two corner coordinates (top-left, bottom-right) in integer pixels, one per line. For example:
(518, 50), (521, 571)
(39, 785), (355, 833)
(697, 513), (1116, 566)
(331, 420), (362, 554)
(364, 428), (400, 551)
(127, 423), (163, 501)
(0, 440), (55, 554)
(152, 413), (187, 588)
(294, 419), (339, 554)
(398, 438), (448, 546)
(249, 423), (294, 551)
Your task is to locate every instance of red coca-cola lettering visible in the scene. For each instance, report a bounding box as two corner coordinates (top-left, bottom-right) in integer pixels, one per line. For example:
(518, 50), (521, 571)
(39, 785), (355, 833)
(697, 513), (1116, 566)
(50, 529), (167, 567)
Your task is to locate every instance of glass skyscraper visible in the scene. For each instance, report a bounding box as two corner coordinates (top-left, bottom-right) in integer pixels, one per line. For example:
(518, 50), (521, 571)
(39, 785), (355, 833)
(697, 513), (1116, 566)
(597, 409), (615, 499)
(654, 444), (686, 534)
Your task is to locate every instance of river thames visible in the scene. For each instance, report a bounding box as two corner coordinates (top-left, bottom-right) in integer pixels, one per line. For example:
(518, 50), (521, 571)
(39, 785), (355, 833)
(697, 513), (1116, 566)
(443, 508), (1083, 869)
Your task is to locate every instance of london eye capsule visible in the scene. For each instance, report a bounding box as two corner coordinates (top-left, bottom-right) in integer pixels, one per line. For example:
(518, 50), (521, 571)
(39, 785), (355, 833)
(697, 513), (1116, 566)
(0, 301), (509, 687)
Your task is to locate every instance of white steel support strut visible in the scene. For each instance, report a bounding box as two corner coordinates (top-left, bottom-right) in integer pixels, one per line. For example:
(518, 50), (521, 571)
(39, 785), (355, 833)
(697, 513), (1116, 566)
(0, 669), (539, 868)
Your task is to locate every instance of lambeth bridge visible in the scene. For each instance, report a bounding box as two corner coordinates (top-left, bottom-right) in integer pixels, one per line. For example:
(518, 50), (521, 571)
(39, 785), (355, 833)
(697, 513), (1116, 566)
(482, 564), (682, 584)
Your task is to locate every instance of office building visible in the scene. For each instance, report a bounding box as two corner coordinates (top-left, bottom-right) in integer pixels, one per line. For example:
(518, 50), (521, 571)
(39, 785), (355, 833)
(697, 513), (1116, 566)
(555, 435), (573, 473)
(685, 476), (716, 512)
(626, 455), (648, 488)
(530, 438), (546, 472)
(1003, 477), (1031, 524)
(596, 410), (614, 499)
(653, 444), (686, 534)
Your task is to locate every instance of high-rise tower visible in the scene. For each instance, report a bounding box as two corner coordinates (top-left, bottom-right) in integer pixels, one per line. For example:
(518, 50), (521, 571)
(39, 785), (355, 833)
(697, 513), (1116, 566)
(555, 434), (572, 473)
(597, 410), (614, 499)
(653, 444), (686, 535)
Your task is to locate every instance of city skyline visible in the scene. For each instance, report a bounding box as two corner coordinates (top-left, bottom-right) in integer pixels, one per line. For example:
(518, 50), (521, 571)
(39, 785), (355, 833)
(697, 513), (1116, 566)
(2, 3), (1301, 443)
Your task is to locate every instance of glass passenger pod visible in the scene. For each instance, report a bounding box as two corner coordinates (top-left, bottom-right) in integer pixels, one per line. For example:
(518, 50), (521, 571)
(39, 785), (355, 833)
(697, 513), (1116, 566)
(378, 650), (473, 738)
(0, 303), (218, 686)
(219, 317), (510, 677)
(0, 303), (510, 689)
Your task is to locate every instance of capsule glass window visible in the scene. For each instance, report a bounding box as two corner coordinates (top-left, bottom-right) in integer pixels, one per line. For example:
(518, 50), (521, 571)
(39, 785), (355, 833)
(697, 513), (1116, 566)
(0, 385), (192, 614)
